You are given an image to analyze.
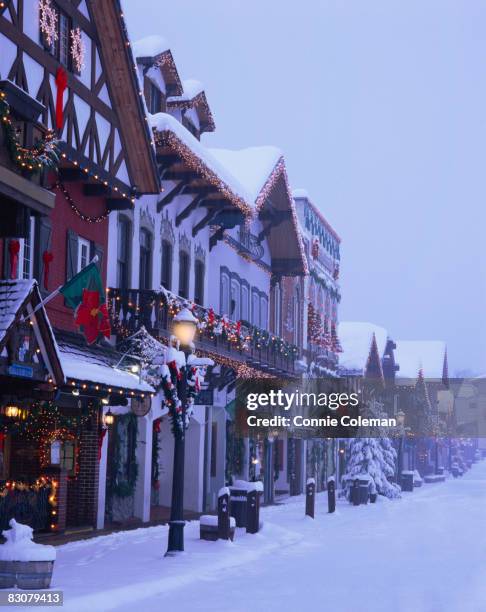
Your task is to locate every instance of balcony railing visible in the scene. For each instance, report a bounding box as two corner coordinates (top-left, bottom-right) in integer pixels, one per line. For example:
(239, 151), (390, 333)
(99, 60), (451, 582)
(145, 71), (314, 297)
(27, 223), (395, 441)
(108, 288), (299, 376)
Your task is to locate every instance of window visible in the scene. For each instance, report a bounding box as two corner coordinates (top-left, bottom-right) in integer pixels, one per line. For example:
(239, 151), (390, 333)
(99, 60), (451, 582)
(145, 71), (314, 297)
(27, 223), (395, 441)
(117, 217), (131, 289)
(220, 269), (230, 315)
(15, 216), (36, 280)
(40, 4), (72, 70)
(59, 12), (70, 67)
(194, 260), (205, 305)
(61, 440), (77, 476)
(77, 237), (90, 273)
(293, 288), (301, 346)
(251, 289), (260, 327)
(179, 250), (190, 298)
(260, 294), (268, 331)
(148, 83), (162, 114)
(139, 229), (152, 290)
(273, 282), (281, 336)
(230, 277), (240, 320)
(161, 240), (173, 290)
(241, 283), (249, 322)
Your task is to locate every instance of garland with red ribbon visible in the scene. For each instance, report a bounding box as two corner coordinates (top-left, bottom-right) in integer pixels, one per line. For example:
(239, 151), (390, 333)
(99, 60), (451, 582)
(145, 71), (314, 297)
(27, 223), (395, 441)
(98, 427), (107, 462)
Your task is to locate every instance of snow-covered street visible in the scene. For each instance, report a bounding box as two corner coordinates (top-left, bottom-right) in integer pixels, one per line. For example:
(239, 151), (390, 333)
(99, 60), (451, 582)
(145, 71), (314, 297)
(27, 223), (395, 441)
(45, 460), (486, 612)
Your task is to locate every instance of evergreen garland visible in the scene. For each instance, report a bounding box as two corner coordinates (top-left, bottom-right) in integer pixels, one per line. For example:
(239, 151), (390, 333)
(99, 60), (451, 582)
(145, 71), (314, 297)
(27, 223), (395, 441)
(0, 92), (60, 174)
(107, 413), (138, 499)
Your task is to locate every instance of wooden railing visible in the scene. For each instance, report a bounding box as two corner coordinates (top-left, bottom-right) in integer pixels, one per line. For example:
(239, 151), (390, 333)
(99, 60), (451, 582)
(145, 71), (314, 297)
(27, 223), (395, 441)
(108, 288), (299, 376)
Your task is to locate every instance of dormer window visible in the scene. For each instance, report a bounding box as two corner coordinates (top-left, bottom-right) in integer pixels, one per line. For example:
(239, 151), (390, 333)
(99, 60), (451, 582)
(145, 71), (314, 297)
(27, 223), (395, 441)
(39, 2), (77, 73)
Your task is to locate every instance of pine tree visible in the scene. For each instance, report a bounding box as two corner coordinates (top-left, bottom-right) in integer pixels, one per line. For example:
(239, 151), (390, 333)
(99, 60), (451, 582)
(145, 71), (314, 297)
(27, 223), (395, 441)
(345, 437), (401, 499)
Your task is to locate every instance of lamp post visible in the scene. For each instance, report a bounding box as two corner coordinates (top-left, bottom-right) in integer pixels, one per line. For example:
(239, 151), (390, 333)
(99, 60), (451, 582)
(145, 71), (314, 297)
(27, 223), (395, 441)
(396, 411), (405, 484)
(166, 307), (198, 556)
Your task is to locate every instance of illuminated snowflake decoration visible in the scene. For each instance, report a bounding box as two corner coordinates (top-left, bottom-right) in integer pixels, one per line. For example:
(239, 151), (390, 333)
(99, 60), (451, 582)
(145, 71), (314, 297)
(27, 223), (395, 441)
(70, 27), (85, 73)
(39, 0), (58, 47)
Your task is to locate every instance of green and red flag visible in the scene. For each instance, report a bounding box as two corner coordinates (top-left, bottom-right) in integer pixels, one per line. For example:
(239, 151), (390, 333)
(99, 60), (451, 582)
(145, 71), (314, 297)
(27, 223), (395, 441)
(59, 263), (110, 344)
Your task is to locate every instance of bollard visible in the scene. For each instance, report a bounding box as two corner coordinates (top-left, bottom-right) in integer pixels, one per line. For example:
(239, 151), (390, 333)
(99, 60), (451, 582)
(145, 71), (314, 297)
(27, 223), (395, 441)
(352, 478), (360, 505)
(305, 478), (315, 518)
(218, 488), (231, 540)
(327, 478), (336, 513)
(246, 489), (259, 534)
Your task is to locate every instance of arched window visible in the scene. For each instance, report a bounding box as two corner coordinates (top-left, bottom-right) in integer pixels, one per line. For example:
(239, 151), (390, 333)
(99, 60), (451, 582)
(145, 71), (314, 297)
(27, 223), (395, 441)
(273, 282), (282, 336)
(220, 268), (230, 315)
(161, 240), (173, 291)
(194, 259), (205, 305)
(139, 228), (152, 290)
(260, 294), (268, 331)
(230, 276), (241, 320)
(293, 287), (301, 346)
(117, 216), (131, 289)
(179, 250), (190, 298)
(251, 289), (260, 328)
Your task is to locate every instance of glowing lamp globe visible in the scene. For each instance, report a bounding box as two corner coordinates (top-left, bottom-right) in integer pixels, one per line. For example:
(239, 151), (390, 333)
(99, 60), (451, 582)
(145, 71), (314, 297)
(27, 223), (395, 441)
(5, 405), (19, 418)
(173, 307), (198, 346)
(104, 409), (115, 427)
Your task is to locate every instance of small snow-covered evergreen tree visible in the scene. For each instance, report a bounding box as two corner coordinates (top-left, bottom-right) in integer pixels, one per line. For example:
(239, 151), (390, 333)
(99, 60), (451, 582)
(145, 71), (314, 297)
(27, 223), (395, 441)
(345, 438), (401, 499)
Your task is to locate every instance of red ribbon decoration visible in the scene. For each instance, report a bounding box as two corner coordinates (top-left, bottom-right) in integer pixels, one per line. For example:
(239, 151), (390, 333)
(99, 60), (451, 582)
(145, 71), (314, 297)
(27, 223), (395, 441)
(98, 428), (107, 461)
(8, 240), (20, 279)
(55, 67), (68, 131)
(0, 433), (6, 454)
(42, 251), (53, 290)
(153, 418), (162, 434)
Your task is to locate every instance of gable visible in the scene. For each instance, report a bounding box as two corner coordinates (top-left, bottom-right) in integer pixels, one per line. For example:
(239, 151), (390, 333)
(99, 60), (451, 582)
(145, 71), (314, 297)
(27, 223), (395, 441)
(0, 0), (158, 193)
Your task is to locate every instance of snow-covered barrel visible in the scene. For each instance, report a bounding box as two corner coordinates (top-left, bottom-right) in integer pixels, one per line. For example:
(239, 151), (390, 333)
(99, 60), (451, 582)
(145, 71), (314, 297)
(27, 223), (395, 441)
(0, 520), (56, 589)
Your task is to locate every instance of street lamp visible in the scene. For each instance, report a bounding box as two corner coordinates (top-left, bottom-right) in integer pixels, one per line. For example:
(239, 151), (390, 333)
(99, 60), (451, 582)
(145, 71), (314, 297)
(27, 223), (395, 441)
(396, 411), (405, 484)
(166, 307), (198, 556)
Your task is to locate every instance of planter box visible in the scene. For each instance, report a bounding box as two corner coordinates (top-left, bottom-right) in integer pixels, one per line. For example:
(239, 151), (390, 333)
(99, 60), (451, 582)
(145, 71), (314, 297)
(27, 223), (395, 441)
(0, 560), (54, 589)
(424, 474), (446, 483)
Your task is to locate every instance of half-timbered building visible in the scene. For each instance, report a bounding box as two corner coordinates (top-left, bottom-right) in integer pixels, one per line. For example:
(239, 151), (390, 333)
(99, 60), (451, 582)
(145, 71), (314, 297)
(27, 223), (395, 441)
(0, 0), (159, 535)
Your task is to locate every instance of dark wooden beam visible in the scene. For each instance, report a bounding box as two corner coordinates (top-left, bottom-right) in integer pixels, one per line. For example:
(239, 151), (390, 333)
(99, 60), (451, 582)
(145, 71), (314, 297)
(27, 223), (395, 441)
(160, 170), (200, 182)
(182, 185), (218, 196)
(107, 198), (131, 212)
(157, 181), (186, 212)
(156, 153), (180, 167)
(209, 227), (225, 250)
(176, 195), (205, 226)
(193, 209), (217, 237)
(83, 183), (110, 196)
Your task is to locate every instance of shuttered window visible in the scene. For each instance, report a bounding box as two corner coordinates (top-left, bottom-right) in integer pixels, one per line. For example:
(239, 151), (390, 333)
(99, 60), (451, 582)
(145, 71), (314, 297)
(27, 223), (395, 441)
(161, 240), (172, 290)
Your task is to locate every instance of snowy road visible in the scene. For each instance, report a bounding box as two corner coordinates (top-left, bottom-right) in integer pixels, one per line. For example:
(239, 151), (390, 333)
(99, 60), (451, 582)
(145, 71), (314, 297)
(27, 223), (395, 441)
(51, 461), (486, 612)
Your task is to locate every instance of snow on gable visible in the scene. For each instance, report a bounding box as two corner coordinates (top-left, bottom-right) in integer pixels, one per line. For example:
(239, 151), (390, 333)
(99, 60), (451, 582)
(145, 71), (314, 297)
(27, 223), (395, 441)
(209, 146), (283, 206)
(394, 341), (446, 379)
(0, 279), (34, 344)
(338, 322), (388, 373)
(150, 112), (251, 213)
(132, 35), (171, 59)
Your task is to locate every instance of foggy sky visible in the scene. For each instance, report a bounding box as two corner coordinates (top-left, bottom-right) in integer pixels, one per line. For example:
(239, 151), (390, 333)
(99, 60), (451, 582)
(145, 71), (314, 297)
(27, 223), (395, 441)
(123, 0), (486, 374)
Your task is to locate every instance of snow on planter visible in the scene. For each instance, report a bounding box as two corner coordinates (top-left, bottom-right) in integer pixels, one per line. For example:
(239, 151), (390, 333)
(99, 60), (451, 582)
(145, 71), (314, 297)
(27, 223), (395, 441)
(200, 515), (236, 528)
(233, 480), (263, 492)
(0, 520), (56, 589)
(306, 478), (316, 486)
(218, 487), (230, 498)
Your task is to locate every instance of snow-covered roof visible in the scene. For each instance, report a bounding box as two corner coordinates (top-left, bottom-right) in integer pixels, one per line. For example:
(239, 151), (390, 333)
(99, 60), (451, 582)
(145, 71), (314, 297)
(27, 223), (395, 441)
(168, 79), (204, 102)
(56, 336), (154, 393)
(150, 112), (252, 214)
(394, 340), (447, 379)
(209, 146), (283, 206)
(338, 322), (388, 373)
(0, 279), (34, 344)
(132, 35), (170, 59)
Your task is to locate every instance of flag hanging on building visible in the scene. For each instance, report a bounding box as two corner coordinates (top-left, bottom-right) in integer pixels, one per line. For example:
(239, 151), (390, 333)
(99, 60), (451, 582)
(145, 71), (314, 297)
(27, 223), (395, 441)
(59, 262), (110, 344)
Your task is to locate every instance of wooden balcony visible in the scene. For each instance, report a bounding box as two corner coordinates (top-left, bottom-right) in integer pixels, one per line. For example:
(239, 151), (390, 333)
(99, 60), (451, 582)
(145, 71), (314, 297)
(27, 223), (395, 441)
(108, 288), (299, 377)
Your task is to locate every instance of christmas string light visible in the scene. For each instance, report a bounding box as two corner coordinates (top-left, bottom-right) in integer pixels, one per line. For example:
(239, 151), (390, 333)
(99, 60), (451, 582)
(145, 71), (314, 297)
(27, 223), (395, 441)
(56, 181), (109, 223)
(153, 130), (252, 216)
(70, 27), (86, 73)
(39, 0), (58, 47)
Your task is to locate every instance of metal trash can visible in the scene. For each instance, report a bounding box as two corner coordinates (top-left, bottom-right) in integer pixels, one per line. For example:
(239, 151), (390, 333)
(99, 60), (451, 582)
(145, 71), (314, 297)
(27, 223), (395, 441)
(401, 472), (414, 492)
(358, 478), (370, 504)
(229, 486), (248, 527)
(350, 479), (361, 505)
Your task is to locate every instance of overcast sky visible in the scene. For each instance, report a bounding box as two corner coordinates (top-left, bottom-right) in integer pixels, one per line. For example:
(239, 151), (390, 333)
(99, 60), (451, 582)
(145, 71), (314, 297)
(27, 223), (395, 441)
(124, 0), (486, 375)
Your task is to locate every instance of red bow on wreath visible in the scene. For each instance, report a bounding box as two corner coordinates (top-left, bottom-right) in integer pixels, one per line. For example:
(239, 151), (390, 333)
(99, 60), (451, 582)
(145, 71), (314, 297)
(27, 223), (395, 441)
(8, 240), (20, 279)
(74, 289), (111, 345)
(208, 308), (215, 326)
(98, 428), (107, 461)
(42, 251), (53, 290)
(55, 67), (68, 131)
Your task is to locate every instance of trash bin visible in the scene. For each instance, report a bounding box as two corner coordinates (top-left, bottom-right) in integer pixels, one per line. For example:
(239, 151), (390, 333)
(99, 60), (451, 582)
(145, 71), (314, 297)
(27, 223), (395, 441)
(358, 478), (370, 504)
(229, 485), (248, 528)
(350, 479), (361, 505)
(401, 471), (414, 492)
